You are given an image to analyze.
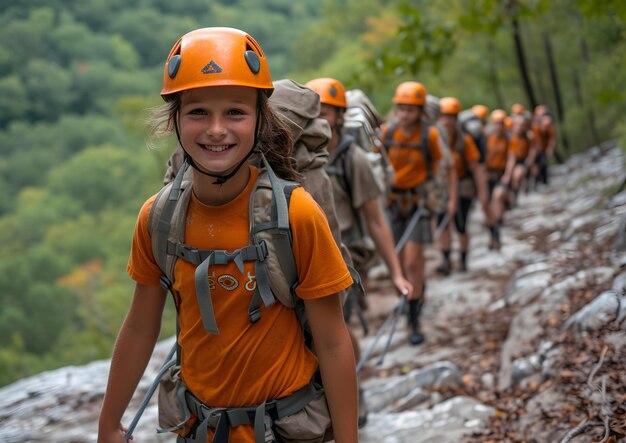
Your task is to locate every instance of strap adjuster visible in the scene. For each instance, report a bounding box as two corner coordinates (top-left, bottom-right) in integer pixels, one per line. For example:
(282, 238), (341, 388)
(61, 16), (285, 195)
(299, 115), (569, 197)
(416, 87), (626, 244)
(160, 275), (172, 290)
(249, 308), (262, 324)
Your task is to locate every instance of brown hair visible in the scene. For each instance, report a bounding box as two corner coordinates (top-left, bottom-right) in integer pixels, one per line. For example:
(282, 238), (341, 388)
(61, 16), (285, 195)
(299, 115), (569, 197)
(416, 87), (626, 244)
(148, 91), (300, 181)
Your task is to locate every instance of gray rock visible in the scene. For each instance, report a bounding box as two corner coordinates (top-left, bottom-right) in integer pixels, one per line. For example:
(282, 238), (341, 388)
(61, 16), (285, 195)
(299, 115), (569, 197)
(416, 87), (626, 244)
(359, 396), (495, 443)
(609, 190), (626, 209)
(364, 362), (462, 413)
(564, 291), (620, 331)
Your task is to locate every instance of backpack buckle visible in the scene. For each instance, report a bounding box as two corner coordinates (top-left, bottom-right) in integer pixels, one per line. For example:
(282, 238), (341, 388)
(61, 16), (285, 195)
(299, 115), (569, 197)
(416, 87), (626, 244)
(249, 308), (262, 324)
(160, 275), (173, 290)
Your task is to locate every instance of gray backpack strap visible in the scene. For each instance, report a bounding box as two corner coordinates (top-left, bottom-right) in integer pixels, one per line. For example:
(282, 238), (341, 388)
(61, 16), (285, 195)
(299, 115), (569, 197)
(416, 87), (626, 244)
(149, 159), (192, 290)
(383, 120), (398, 151)
(249, 154), (299, 322)
(420, 122), (433, 180)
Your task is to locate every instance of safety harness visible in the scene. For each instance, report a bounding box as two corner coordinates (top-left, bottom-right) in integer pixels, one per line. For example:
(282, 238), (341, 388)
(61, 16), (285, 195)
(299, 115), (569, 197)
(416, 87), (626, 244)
(383, 120), (433, 216)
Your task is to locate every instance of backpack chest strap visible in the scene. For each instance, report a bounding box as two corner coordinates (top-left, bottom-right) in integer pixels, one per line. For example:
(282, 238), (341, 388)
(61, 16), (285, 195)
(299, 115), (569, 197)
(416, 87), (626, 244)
(168, 241), (268, 267)
(190, 242), (271, 335)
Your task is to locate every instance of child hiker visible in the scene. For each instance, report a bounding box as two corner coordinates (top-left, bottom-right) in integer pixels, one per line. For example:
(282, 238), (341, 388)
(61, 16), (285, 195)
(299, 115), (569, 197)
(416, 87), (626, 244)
(98, 27), (358, 443)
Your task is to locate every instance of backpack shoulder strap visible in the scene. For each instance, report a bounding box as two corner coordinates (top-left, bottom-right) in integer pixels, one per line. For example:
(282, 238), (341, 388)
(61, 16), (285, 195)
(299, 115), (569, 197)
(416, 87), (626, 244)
(148, 159), (193, 290)
(421, 122), (433, 179)
(383, 120), (398, 150)
(250, 156), (300, 311)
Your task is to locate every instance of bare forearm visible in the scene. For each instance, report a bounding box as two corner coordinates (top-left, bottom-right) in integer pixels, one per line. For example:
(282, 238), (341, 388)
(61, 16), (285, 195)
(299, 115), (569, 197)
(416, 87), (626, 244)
(99, 319), (160, 431)
(99, 284), (166, 434)
(447, 167), (457, 203)
(471, 163), (489, 208)
(364, 202), (403, 279)
(305, 295), (358, 442)
(316, 329), (358, 443)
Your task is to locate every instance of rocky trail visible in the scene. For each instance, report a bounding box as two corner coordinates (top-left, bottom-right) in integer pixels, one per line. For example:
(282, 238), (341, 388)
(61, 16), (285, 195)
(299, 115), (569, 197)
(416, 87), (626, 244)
(1, 143), (625, 442)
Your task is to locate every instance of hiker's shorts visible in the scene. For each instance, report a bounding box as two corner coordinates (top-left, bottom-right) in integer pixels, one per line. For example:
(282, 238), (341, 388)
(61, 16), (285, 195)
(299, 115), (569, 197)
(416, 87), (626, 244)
(487, 169), (505, 197)
(391, 212), (433, 245)
(435, 196), (473, 235)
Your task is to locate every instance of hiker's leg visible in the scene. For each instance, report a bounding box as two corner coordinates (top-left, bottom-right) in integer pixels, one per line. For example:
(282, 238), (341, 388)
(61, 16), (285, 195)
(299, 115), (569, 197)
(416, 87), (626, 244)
(402, 235), (428, 345)
(436, 212), (452, 275)
(455, 197), (472, 271)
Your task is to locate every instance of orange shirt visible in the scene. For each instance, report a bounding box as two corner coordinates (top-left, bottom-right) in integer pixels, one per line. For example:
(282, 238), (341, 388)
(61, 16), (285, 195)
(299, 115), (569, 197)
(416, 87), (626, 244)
(127, 167), (352, 441)
(381, 123), (442, 189)
(509, 134), (531, 161)
(450, 132), (480, 179)
(533, 125), (555, 152)
(486, 133), (509, 171)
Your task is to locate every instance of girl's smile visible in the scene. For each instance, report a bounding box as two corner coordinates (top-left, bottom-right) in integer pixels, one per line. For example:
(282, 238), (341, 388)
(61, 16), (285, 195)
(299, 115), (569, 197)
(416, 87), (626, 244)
(178, 85), (258, 174)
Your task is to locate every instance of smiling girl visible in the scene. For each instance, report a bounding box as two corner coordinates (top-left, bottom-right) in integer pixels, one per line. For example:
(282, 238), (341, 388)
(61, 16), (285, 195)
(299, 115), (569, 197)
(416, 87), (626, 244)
(97, 27), (357, 443)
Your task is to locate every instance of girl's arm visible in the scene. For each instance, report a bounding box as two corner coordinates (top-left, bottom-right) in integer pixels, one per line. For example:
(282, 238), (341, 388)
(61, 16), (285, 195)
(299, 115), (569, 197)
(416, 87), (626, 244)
(98, 283), (167, 443)
(468, 161), (492, 224)
(304, 293), (358, 443)
(501, 152), (516, 185)
(361, 198), (412, 298)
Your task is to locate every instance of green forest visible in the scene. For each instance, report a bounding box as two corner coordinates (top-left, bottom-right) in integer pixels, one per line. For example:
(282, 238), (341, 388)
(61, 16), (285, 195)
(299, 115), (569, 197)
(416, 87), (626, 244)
(0, 0), (623, 386)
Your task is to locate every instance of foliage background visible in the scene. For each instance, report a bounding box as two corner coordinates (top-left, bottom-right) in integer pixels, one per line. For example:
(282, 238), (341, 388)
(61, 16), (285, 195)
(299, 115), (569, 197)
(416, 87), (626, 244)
(0, 0), (623, 386)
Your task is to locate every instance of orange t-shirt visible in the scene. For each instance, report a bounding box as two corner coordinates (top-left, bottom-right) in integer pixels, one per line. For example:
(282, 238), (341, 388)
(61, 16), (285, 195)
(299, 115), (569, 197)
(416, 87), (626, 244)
(450, 133), (480, 179)
(533, 125), (555, 152)
(486, 133), (509, 171)
(381, 123), (442, 189)
(127, 167), (352, 442)
(509, 134), (531, 161)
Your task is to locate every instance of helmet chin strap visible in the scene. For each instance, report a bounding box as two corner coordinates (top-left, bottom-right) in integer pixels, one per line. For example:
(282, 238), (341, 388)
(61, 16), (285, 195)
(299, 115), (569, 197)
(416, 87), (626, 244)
(174, 109), (262, 185)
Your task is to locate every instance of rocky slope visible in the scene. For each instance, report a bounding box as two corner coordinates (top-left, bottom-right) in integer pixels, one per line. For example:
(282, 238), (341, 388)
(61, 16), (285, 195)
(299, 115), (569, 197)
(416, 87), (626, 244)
(1, 143), (624, 442)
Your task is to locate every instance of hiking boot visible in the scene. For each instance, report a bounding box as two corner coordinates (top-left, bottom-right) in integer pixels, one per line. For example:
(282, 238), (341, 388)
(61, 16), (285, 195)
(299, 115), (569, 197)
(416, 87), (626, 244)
(407, 299), (425, 346)
(358, 387), (368, 428)
(459, 260), (468, 272)
(435, 260), (451, 276)
(409, 328), (424, 346)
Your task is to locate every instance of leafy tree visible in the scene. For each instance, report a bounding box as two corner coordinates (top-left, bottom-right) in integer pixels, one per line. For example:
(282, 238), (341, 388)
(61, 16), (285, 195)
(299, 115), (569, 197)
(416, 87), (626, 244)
(22, 58), (75, 122)
(47, 145), (154, 213)
(0, 75), (29, 125)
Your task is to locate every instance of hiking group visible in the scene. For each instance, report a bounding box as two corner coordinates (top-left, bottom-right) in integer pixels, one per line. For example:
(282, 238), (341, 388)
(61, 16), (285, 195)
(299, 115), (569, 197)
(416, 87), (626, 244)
(98, 27), (557, 443)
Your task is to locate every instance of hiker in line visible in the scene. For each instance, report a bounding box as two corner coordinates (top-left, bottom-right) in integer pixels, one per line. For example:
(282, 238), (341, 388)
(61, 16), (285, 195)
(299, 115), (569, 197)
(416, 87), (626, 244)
(435, 97), (491, 274)
(531, 105), (556, 186)
(306, 77), (413, 427)
(98, 27), (358, 443)
(469, 104), (489, 162)
(381, 81), (456, 346)
(485, 109), (510, 250)
(502, 113), (538, 208)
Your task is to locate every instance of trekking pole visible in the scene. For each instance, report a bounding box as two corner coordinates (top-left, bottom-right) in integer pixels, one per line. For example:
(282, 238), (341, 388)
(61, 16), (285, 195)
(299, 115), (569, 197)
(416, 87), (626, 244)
(394, 204), (426, 253)
(376, 296), (407, 366)
(356, 303), (370, 336)
(124, 342), (177, 442)
(356, 296), (406, 374)
(433, 213), (450, 243)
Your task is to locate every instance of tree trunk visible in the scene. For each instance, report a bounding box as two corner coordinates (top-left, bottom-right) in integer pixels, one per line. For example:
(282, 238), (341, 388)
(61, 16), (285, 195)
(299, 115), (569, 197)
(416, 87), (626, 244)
(543, 32), (570, 153)
(487, 39), (506, 109)
(511, 15), (537, 109)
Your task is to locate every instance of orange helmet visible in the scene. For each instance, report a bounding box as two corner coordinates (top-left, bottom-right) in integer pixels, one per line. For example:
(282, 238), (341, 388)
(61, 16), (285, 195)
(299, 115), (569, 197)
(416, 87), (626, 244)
(472, 104), (489, 120)
(392, 81), (426, 106)
(490, 109), (507, 123)
(305, 77), (347, 109)
(511, 103), (525, 115)
(161, 27), (273, 98)
(440, 97), (462, 115)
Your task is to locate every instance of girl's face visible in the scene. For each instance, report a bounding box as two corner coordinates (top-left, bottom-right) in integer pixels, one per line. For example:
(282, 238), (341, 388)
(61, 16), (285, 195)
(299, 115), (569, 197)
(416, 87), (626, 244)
(439, 113), (456, 134)
(492, 121), (505, 136)
(394, 104), (421, 127)
(178, 86), (258, 175)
